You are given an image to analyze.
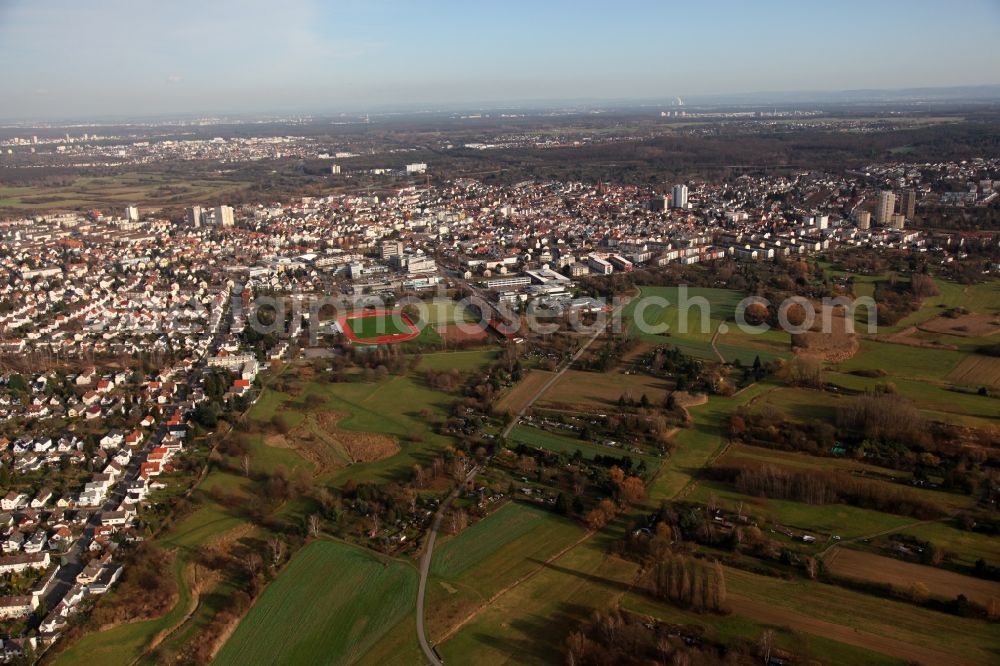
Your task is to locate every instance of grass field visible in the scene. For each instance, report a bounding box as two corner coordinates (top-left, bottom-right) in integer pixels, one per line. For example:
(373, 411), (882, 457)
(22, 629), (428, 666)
(894, 521), (1000, 570)
(689, 479), (920, 539)
(495, 369), (555, 414)
(418, 349), (496, 372)
(437, 527), (638, 665)
(54, 504), (247, 666)
(648, 383), (772, 502)
(824, 547), (1000, 606)
(722, 566), (1000, 665)
(422, 298), (478, 326)
(216, 540), (419, 666)
(507, 424), (660, 466)
(623, 593), (905, 666)
(244, 351), (505, 484)
(828, 370), (1000, 428)
(625, 286), (791, 363)
(427, 503), (586, 640)
(248, 378), (450, 484)
(345, 311), (416, 340)
(0, 173), (249, 211)
(833, 340), (965, 382)
(539, 368), (673, 408)
(720, 443), (910, 479)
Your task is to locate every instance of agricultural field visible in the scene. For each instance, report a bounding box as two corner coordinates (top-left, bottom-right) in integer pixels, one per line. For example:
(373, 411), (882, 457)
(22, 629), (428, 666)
(892, 521), (1000, 570)
(648, 383), (771, 502)
(507, 425), (659, 466)
(721, 566), (1000, 665)
(623, 593), (905, 666)
(946, 354), (1000, 387)
(719, 443), (910, 479)
(426, 503), (586, 640)
(0, 172), (249, 211)
(494, 369), (556, 414)
(538, 368), (673, 409)
(688, 479), (919, 540)
(436, 530), (639, 665)
(215, 540), (419, 666)
(824, 547), (1000, 607)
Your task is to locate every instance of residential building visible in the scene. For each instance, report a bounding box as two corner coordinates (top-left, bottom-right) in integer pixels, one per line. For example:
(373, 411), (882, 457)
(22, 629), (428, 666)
(877, 191), (896, 226)
(672, 184), (688, 209)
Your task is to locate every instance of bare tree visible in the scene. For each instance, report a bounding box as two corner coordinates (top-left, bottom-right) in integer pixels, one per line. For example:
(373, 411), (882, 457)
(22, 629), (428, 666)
(307, 513), (321, 537)
(657, 636), (673, 664)
(240, 454), (251, 477)
(759, 629), (775, 665)
(804, 556), (818, 580)
(244, 552), (262, 579)
(267, 537), (286, 566)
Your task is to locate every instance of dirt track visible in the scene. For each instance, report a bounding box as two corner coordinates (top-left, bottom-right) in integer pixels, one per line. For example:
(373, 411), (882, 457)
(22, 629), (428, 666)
(825, 547), (1000, 607)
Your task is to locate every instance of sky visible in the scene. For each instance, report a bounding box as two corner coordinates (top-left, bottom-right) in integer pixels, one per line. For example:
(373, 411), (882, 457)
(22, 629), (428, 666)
(1, 0), (999, 120)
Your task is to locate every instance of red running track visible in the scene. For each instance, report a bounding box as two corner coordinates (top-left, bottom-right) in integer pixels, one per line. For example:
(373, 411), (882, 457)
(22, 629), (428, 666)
(336, 309), (420, 345)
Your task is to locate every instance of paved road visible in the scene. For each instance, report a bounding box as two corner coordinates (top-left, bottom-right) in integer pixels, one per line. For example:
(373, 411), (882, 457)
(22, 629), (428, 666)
(500, 293), (635, 440)
(416, 466), (478, 666)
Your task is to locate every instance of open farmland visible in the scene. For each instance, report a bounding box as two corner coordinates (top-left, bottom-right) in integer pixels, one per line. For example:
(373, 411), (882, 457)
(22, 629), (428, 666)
(426, 503), (586, 640)
(0, 172), (250, 211)
(721, 566), (1000, 665)
(893, 521), (1000, 570)
(623, 593), (904, 666)
(495, 369), (556, 414)
(215, 541), (418, 666)
(946, 354), (1000, 387)
(538, 368), (673, 408)
(824, 547), (1000, 607)
(508, 424), (659, 466)
(437, 532), (639, 665)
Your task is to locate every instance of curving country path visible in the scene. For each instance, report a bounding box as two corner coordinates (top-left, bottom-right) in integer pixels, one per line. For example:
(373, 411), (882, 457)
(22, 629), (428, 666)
(416, 466), (479, 665)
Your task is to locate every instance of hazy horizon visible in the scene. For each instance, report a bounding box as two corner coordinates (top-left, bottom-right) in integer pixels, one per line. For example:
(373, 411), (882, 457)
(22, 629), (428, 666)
(2, 0), (999, 121)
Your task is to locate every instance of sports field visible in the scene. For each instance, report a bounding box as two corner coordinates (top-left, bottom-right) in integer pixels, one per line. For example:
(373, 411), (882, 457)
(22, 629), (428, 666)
(340, 309), (419, 344)
(216, 540), (419, 666)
